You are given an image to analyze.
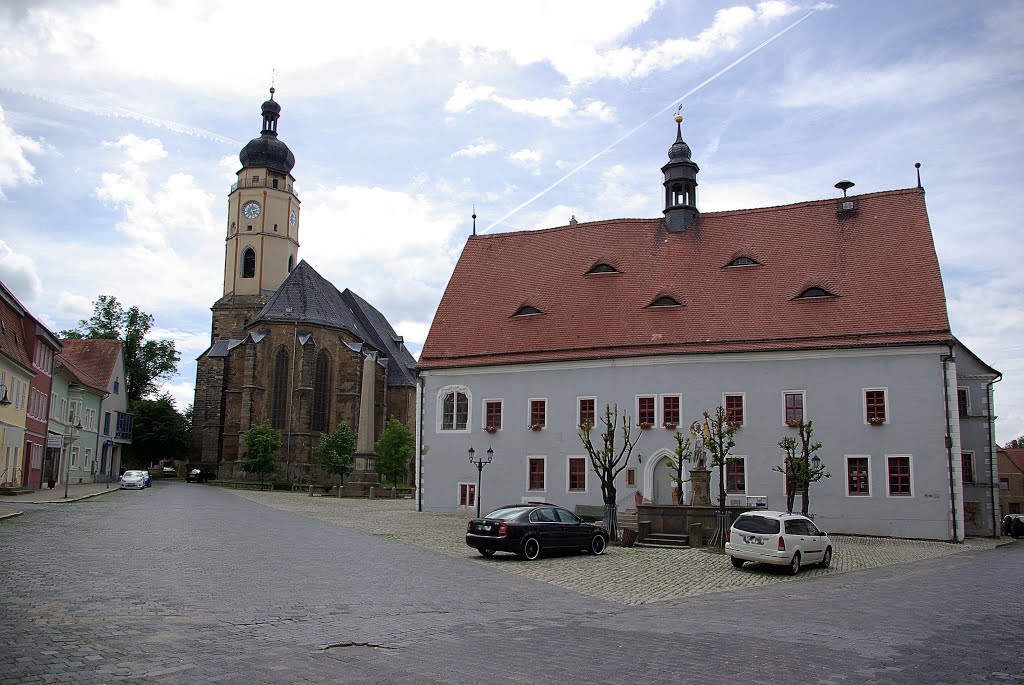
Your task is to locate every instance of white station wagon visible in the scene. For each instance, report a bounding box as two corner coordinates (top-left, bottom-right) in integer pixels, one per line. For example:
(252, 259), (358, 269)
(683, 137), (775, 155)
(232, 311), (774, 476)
(726, 510), (833, 575)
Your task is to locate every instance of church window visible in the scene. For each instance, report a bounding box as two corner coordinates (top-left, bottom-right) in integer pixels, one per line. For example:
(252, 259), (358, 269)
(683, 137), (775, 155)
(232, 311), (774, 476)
(311, 352), (331, 432)
(273, 224), (278, 232)
(288, 255), (294, 272)
(272, 179), (279, 189)
(271, 349), (289, 429)
(242, 248), (256, 278)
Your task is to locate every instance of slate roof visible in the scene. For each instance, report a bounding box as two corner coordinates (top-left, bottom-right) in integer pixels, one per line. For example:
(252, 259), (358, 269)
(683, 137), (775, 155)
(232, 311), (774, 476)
(248, 260), (417, 387)
(419, 188), (953, 370)
(58, 339), (122, 388)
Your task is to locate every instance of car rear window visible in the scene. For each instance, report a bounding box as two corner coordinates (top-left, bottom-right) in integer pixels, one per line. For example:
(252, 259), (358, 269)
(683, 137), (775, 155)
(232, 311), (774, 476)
(733, 515), (780, 534)
(484, 507), (529, 520)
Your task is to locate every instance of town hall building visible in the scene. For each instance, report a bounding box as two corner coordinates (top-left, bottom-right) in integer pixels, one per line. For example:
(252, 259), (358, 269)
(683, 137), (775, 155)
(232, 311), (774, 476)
(191, 91), (417, 487)
(417, 114), (1001, 541)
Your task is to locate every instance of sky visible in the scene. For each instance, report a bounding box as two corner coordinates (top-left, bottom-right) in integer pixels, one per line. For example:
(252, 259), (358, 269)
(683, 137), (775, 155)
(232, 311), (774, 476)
(0, 1), (1022, 444)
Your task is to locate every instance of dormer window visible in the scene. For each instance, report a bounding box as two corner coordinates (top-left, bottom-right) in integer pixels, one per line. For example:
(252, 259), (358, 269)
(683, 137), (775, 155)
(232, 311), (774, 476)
(726, 256), (759, 267)
(513, 305), (542, 316)
(796, 287), (836, 299)
(648, 296), (681, 308)
(585, 263), (620, 275)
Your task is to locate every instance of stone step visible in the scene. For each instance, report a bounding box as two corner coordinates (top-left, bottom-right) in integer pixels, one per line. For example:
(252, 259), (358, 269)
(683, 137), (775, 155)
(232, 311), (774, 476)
(638, 533), (690, 548)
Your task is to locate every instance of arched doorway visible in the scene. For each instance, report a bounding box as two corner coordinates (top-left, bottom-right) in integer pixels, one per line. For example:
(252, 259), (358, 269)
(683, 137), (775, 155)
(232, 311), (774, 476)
(653, 456), (676, 505)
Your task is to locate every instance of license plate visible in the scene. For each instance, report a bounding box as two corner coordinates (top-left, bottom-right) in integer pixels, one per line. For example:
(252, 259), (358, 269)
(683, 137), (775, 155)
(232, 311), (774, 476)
(481, 524), (492, 532)
(742, 535), (763, 545)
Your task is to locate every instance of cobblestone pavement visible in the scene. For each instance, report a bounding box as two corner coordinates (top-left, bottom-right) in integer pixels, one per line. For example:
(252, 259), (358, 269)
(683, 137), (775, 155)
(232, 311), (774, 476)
(0, 482), (1020, 684)
(230, 489), (1004, 605)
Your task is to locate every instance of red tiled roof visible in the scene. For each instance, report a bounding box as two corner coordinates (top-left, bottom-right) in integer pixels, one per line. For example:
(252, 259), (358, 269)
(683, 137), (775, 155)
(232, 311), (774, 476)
(419, 188), (952, 369)
(58, 338), (122, 388)
(55, 352), (108, 394)
(0, 299), (33, 372)
(1005, 449), (1024, 473)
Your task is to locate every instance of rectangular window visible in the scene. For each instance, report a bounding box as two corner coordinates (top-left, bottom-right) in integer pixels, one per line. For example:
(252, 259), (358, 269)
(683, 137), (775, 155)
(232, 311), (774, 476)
(1000, 478), (1009, 491)
(887, 456), (912, 496)
(961, 452), (974, 484)
(528, 457), (545, 491)
(957, 388), (970, 417)
(578, 397), (596, 429)
(865, 389), (887, 424)
(529, 399), (546, 429)
(846, 456), (870, 496)
(568, 457), (587, 492)
(626, 467), (636, 487)
(661, 395), (680, 427)
(726, 457), (746, 494)
(724, 393), (744, 426)
(484, 400), (502, 431)
(784, 391), (804, 425)
(637, 396), (656, 427)
(103, 412), (111, 436)
(458, 483), (476, 507)
(70, 445), (79, 467)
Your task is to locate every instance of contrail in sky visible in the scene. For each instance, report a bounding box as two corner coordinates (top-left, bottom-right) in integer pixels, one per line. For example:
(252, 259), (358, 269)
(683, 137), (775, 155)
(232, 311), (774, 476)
(482, 9), (818, 234)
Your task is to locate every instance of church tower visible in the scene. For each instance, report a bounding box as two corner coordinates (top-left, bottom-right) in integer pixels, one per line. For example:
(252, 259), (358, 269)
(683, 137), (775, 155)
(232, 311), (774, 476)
(662, 112), (699, 233)
(209, 89), (300, 342)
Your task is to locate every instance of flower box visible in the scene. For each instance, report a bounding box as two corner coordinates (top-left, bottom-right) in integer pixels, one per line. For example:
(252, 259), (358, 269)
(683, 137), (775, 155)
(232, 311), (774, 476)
(484, 426), (498, 434)
(786, 419), (801, 428)
(662, 423), (678, 430)
(868, 417), (886, 426)
(727, 421), (742, 429)
(638, 422), (654, 430)
(529, 424), (544, 431)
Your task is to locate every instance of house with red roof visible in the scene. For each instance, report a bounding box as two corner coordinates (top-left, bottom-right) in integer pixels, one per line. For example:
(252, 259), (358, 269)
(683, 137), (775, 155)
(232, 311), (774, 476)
(417, 116), (1000, 541)
(56, 339), (132, 482)
(997, 446), (1024, 517)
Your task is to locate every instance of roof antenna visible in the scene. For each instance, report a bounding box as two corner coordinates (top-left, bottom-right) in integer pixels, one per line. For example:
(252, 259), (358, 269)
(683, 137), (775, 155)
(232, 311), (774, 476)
(834, 180), (855, 197)
(472, 205), (477, 237)
(915, 162), (922, 189)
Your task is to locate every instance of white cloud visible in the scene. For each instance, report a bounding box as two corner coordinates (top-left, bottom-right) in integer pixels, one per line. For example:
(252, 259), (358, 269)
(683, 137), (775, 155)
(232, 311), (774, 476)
(451, 138), (498, 159)
(0, 105), (45, 197)
(445, 82), (616, 126)
(508, 148), (544, 172)
(56, 291), (92, 320)
(157, 379), (196, 412)
(0, 240), (44, 304)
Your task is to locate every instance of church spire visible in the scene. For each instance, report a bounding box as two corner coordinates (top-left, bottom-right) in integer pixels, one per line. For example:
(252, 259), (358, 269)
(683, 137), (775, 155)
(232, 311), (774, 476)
(662, 112), (700, 233)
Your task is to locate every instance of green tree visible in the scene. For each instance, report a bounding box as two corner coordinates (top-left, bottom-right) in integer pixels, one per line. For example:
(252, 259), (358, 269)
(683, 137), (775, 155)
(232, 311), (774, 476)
(693, 406), (741, 548)
(124, 393), (190, 467)
(578, 404), (641, 541)
(375, 418), (414, 488)
(241, 421), (281, 484)
(663, 430), (693, 502)
(61, 295), (180, 403)
(772, 420), (830, 515)
(314, 423), (357, 484)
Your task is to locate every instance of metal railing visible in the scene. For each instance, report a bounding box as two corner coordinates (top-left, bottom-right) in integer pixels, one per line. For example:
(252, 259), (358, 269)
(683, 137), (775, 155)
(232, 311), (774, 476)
(229, 177), (298, 199)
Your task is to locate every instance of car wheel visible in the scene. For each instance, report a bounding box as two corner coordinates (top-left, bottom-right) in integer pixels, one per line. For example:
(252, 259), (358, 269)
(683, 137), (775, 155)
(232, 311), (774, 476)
(589, 534), (607, 555)
(730, 556), (744, 568)
(788, 551), (801, 575)
(478, 548), (495, 557)
(820, 546), (833, 569)
(521, 536), (541, 561)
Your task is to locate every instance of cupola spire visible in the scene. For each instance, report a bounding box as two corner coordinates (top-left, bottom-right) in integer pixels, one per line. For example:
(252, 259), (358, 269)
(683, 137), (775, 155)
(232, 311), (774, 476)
(662, 111), (700, 233)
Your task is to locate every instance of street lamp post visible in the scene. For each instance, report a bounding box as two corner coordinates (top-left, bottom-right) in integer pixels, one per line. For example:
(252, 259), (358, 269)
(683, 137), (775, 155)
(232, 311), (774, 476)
(467, 446), (493, 518)
(63, 418), (83, 499)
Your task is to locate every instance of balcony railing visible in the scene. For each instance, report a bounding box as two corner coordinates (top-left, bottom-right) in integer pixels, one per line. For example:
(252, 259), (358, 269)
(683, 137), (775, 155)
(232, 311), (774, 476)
(229, 176), (298, 199)
(115, 411), (134, 442)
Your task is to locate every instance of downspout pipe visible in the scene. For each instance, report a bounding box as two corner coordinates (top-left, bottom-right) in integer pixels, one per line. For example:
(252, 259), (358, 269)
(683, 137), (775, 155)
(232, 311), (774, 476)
(987, 373), (1003, 537)
(941, 348), (959, 542)
(416, 375), (424, 512)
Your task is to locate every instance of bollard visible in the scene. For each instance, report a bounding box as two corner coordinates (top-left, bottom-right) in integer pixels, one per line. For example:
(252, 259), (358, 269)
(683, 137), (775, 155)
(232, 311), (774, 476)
(308, 485), (314, 497)
(368, 486), (375, 500)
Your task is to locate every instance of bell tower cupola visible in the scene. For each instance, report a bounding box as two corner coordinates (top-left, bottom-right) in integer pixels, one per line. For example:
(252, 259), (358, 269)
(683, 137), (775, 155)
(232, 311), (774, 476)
(223, 88), (301, 297)
(662, 112), (700, 233)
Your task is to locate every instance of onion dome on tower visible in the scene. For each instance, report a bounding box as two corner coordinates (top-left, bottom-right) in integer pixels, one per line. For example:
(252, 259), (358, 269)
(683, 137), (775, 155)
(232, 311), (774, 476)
(662, 112), (700, 233)
(238, 87), (296, 175)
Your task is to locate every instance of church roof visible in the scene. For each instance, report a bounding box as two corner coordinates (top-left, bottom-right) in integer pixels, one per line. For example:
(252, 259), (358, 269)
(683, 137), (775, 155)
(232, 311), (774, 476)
(418, 188), (953, 370)
(249, 260), (417, 386)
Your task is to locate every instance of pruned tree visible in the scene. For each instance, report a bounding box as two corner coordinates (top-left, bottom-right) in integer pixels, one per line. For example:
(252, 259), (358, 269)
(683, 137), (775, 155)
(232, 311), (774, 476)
(663, 430), (693, 503)
(692, 406), (740, 547)
(375, 418), (414, 489)
(61, 294), (180, 403)
(240, 421), (281, 485)
(578, 404), (641, 541)
(314, 422), (357, 485)
(772, 420), (829, 515)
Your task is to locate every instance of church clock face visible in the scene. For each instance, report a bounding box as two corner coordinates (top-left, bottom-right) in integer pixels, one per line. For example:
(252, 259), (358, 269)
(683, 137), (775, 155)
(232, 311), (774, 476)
(289, 208), (297, 229)
(242, 201), (261, 220)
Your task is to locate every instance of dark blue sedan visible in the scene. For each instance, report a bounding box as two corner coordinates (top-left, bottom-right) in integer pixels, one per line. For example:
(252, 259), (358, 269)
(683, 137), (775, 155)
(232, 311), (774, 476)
(466, 503), (608, 560)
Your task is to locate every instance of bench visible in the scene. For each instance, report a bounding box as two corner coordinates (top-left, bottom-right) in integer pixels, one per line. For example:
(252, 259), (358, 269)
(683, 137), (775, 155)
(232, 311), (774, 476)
(574, 504), (606, 522)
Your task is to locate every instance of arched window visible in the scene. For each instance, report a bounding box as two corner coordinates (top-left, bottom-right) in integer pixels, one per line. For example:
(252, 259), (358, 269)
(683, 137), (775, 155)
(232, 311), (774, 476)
(271, 348), (289, 429)
(438, 386), (470, 431)
(797, 287), (836, 299)
(513, 305), (542, 316)
(242, 248), (256, 278)
(311, 352), (331, 432)
(648, 295), (681, 307)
